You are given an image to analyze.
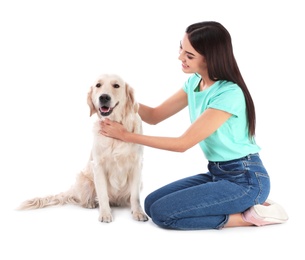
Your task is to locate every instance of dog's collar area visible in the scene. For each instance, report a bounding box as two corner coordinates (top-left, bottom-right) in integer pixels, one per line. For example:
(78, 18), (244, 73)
(99, 102), (119, 117)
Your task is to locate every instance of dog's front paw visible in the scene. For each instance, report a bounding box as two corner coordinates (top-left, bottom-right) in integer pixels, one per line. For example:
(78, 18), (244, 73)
(132, 211), (149, 222)
(98, 211), (113, 223)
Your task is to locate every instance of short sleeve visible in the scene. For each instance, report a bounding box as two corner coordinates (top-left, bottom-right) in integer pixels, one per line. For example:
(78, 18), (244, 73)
(207, 85), (245, 117)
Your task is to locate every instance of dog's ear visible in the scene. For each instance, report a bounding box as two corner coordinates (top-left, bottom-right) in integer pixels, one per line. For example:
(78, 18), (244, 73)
(125, 82), (138, 114)
(87, 86), (97, 117)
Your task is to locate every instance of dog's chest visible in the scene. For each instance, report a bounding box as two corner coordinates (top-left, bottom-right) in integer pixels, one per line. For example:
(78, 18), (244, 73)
(97, 138), (139, 157)
(91, 119), (142, 163)
(92, 124), (142, 160)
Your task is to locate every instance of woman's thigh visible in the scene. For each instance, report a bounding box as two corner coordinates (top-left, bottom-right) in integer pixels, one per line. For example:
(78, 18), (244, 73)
(149, 177), (250, 219)
(144, 173), (213, 216)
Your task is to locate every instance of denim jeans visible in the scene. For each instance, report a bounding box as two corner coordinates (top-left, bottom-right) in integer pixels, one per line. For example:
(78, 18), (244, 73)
(144, 153), (270, 230)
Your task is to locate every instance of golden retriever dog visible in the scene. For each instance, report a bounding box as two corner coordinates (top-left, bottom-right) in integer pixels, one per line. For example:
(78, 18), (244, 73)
(18, 73), (148, 223)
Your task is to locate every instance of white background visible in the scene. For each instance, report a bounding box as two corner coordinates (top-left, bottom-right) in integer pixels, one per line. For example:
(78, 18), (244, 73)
(0, 0), (304, 259)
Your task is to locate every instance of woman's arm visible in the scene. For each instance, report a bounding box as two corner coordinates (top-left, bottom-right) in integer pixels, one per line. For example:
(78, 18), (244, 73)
(101, 108), (232, 152)
(138, 89), (188, 125)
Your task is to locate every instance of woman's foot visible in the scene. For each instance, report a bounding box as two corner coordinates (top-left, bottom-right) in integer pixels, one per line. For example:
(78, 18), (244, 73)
(242, 199), (289, 226)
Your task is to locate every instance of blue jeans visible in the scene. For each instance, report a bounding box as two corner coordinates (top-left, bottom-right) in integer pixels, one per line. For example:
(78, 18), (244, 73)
(144, 153), (270, 230)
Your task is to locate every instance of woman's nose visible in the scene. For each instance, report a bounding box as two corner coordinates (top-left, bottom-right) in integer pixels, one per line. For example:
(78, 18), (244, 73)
(178, 52), (184, 61)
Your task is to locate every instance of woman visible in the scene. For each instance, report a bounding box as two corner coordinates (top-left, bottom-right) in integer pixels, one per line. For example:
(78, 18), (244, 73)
(101, 21), (288, 230)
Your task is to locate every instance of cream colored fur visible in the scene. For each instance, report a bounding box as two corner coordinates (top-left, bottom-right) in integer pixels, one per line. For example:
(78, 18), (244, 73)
(18, 74), (148, 223)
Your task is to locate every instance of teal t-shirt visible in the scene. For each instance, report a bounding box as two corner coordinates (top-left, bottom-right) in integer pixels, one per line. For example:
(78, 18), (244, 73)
(183, 73), (261, 162)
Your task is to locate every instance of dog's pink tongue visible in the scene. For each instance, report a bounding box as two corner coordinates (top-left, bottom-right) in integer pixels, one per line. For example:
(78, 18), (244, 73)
(100, 107), (110, 112)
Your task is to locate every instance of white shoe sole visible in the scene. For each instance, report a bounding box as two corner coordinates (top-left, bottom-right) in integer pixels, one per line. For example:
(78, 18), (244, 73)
(252, 200), (289, 223)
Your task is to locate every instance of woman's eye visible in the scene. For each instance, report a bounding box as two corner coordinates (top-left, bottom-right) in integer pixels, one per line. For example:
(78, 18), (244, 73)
(96, 83), (101, 88)
(187, 55), (193, 60)
(113, 84), (120, 88)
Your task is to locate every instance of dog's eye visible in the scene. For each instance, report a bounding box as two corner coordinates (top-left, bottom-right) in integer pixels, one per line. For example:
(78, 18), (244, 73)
(113, 84), (120, 88)
(96, 83), (101, 88)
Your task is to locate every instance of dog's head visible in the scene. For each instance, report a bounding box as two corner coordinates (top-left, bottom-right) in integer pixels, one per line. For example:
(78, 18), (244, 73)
(87, 74), (138, 121)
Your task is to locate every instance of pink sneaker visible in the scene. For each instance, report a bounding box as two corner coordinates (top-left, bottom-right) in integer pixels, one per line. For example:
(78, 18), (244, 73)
(242, 199), (289, 226)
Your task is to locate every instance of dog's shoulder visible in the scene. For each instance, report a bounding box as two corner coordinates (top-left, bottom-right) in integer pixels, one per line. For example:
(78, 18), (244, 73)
(125, 112), (142, 135)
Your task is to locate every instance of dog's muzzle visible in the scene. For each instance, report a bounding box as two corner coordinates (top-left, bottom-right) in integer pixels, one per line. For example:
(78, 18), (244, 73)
(99, 94), (119, 117)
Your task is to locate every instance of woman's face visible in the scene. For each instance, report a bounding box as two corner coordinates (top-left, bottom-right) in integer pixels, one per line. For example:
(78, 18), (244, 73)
(178, 34), (207, 75)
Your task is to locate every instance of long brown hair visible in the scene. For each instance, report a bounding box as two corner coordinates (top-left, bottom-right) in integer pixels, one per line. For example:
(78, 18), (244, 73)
(186, 21), (256, 137)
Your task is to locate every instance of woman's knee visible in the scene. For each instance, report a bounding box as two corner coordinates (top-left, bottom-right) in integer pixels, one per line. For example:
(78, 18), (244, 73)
(144, 194), (154, 217)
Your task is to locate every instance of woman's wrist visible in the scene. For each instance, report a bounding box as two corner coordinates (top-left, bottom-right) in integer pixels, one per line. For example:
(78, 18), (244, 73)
(122, 130), (130, 142)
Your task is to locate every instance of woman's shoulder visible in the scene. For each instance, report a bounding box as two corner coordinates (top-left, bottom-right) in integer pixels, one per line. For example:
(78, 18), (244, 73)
(217, 80), (239, 88)
(183, 73), (201, 92)
(188, 73), (201, 83)
(214, 80), (243, 94)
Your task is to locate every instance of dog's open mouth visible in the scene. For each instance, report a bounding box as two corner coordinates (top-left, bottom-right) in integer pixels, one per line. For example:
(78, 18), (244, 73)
(99, 102), (119, 117)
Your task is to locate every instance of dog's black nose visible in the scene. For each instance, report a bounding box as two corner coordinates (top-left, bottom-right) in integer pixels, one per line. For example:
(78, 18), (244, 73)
(99, 94), (111, 104)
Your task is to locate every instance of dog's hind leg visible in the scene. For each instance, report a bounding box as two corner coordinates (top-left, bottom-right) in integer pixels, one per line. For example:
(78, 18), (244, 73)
(73, 170), (97, 209)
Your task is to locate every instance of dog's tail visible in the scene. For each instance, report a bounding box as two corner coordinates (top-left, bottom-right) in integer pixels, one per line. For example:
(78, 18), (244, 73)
(17, 170), (97, 210)
(17, 189), (80, 210)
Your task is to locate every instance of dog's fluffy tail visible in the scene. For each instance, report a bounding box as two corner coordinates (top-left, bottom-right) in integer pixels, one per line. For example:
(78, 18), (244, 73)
(17, 189), (80, 210)
(18, 171), (97, 210)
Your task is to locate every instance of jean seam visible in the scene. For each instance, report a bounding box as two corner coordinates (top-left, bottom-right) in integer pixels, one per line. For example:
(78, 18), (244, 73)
(254, 172), (270, 204)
